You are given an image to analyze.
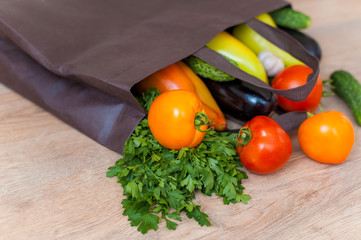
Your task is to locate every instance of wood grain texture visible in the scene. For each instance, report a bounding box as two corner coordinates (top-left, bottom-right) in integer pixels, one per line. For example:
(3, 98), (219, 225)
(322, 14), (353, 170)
(1, 0), (361, 239)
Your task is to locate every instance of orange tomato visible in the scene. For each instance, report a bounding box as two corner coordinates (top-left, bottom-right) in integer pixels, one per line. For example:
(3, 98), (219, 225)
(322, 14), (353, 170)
(298, 111), (355, 164)
(148, 90), (209, 150)
(137, 61), (227, 131)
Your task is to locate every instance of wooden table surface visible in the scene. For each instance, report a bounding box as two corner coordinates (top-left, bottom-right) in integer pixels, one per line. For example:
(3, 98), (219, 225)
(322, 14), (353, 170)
(1, 0), (361, 239)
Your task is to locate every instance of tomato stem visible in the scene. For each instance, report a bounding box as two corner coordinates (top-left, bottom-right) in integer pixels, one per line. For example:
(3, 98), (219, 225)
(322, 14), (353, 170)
(194, 112), (213, 132)
(235, 127), (252, 146)
(322, 79), (335, 88)
(322, 90), (334, 97)
(306, 112), (314, 118)
(322, 79), (335, 97)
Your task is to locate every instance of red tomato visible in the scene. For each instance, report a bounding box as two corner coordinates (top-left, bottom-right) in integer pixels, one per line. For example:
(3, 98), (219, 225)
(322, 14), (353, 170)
(298, 111), (355, 164)
(236, 116), (292, 174)
(148, 90), (209, 150)
(272, 65), (323, 112)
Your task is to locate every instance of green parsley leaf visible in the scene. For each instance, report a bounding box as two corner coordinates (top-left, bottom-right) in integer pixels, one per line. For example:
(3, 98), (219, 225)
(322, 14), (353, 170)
(203, 170), (214, 193)
(138, 213), (159, 234)
(180, 175), (196, 193)
(167, 212), (182, 221)
(186, 205), (211, 227)
(168, 189), (186, 210)
(106, 166), (123, 178)
(165, 219), (178, 230)
(135, 88), (160, 112)
(125, 181), (140, 199)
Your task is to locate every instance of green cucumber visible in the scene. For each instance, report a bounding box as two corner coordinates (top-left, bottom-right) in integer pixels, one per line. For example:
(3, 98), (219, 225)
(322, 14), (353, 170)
(330, 70), (361, 126)
(270, 7), (311, 30)
(184, 56), (237, 82)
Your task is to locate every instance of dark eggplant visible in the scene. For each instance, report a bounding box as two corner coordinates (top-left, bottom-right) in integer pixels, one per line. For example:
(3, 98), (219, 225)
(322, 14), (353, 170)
(280, 27), (322, 60)
(202, 78), (278, 123)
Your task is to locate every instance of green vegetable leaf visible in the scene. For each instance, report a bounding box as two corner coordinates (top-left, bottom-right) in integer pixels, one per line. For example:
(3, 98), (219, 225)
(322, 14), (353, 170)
(122, 199), (150, 217)
(153, 187), (161, 200)
(106, 166), (123, 178)
(186, 205), (211, 227)
(208, 158), (222, 175)
(136, 88), (161, 112)
(203, 170), (214, 193)
(223, 181), (237, 200)
(138, 213), (159, 234)
(237, 194), (252, 205)
(167, 212), (182, 221)
(180, 175), (196, 193)
(185, 203), (195, 212)
(165, 219), (178, 230)
(122, 199), (159, 234)
(168, 189), (185, 210)
(125, 181), (140, 199)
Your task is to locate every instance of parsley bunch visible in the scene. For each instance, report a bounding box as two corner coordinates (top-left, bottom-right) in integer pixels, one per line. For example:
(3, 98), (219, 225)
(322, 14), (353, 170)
(107, 89), (251, 234)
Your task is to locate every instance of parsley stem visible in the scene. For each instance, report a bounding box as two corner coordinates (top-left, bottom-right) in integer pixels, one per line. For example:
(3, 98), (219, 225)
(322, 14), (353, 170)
(144, 158), (163, 183)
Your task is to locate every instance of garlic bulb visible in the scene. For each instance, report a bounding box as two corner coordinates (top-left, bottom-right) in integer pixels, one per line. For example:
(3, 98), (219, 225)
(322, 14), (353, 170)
(258, 50), (285, 77)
